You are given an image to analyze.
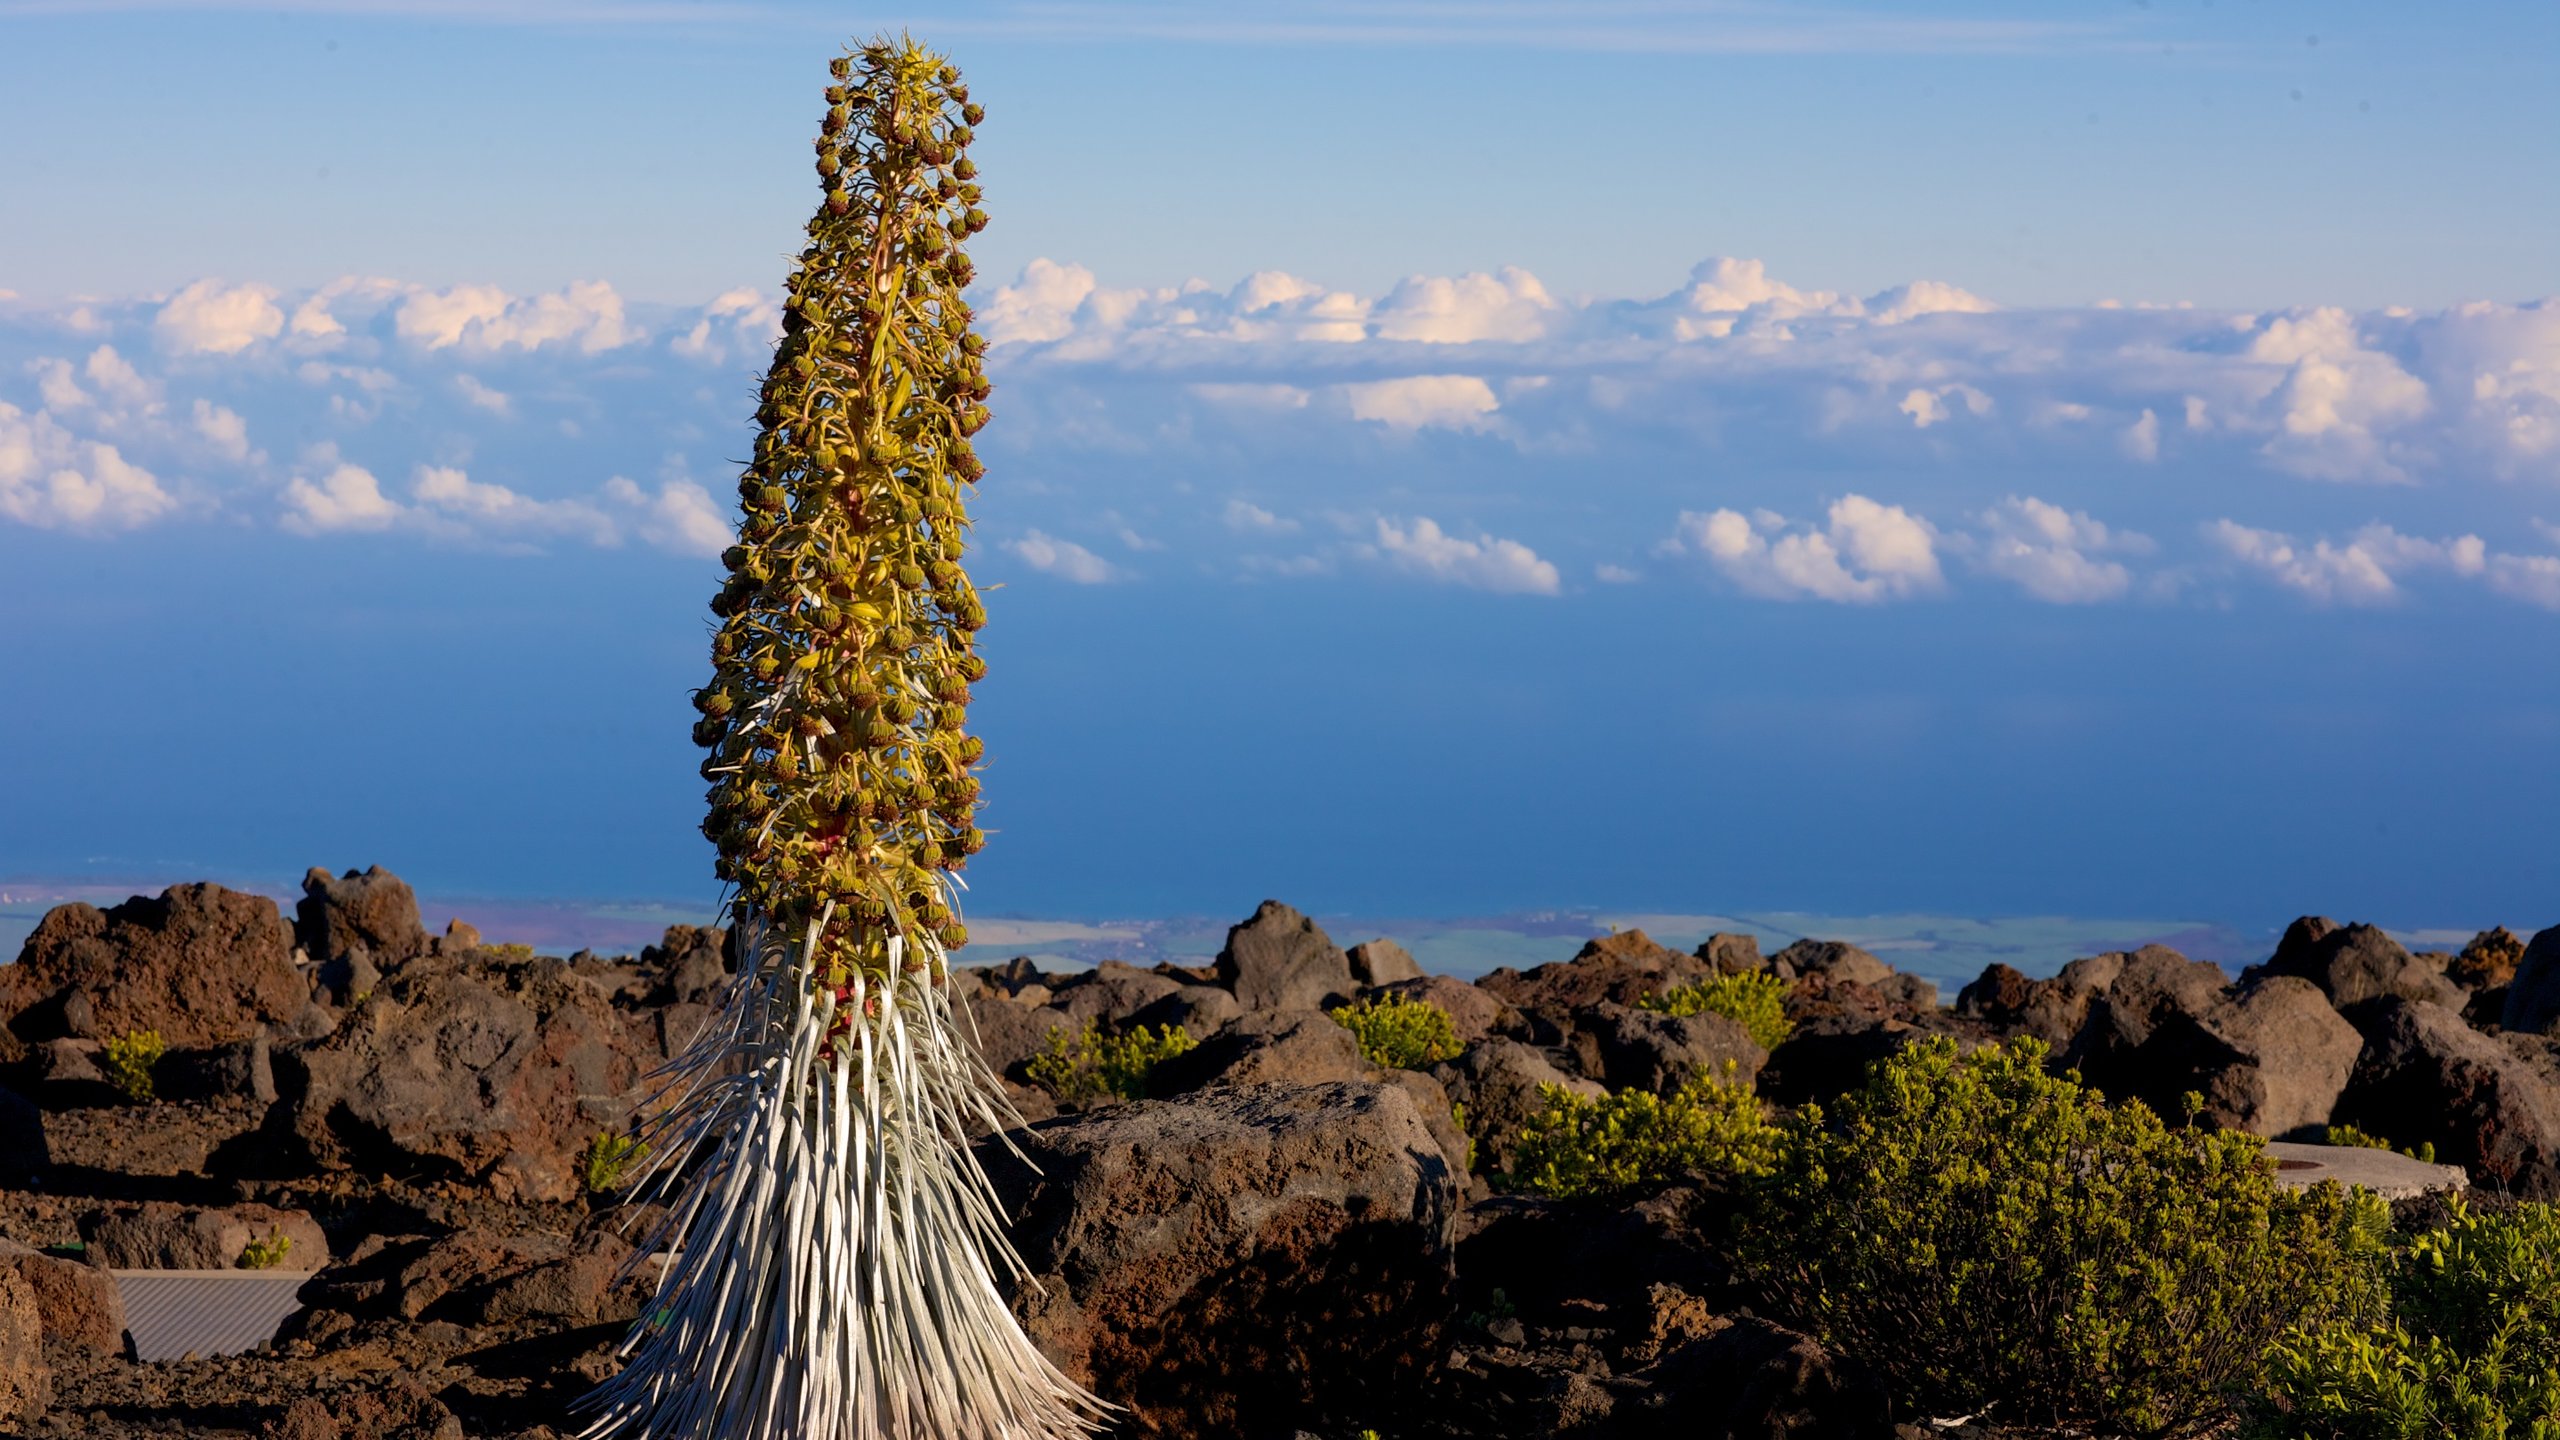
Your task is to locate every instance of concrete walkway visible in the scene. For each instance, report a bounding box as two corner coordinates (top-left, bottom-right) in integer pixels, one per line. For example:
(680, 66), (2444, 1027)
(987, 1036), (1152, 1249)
(2266, 1141), (2467, 1200)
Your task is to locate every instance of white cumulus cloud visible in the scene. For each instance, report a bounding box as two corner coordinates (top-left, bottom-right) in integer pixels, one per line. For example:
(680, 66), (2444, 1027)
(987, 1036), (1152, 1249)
(0, 401), (175, 530)
(1341, 375), (1500, 431)
(1971, 496), (2151, 604)
(1670, 495), (1943, 603)
(1370, 516), (1560, 595)
(1004, 529), (1122, 583)
(2205, 519), (2485, 605)
(155, 281), (285, 355)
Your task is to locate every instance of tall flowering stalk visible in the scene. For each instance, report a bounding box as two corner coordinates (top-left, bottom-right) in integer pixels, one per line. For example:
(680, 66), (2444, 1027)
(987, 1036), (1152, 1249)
(580, 37), (1105, 1440)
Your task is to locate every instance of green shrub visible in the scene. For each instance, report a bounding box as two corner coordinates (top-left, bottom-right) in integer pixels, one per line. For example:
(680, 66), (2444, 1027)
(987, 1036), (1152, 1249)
(1509, 1065), (1779, 1199)
(2256, 1198), (2560, 1439)
(582, 1130), (650, 1194)
(1739, 1037), (2388, 1438)
(2322, 1124), (2438, 1164)
(1329, 993), (1461, 1070)
(1025, 1020), (1194, 1104)
(1641, 971), (1793, 1050)
(102, 1029), (166, 1103)
(239, 1227), (293, 1270)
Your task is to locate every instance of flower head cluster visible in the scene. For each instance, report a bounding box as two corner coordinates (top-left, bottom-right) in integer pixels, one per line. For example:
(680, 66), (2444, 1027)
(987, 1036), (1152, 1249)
(694, 38), (993, 1016)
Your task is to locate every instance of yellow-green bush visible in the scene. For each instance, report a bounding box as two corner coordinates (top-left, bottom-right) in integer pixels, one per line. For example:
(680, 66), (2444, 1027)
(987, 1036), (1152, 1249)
(1508, 1065), (1779, 1199)
(582, 1130), (650, 1194)
(239, 1227), (293, 1270)
(1641, 972), (1793, 1050)
(2322, 1124), (2438, 1164)
(1329, 993), (1461, 1070)
(102, 1029), (165, 1103)
(1025, 1020), (1194, 1104)
(1740, 1038), (2388, 1438)
(2255, 1198), (2560, 1439)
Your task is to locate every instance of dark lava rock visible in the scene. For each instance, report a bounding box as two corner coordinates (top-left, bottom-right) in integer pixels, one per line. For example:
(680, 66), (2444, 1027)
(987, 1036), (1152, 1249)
(1697, 933), (1766, 976)
(2499, 925), (2560, 1035)
(983, 1080), (1458, 1439)
(1050, 961), (1185, 1027)
(1577, 1002), (1767, 1095)
(1127, 983), (1244, 1036)
(1956, 949), (2154, 1049)
(79, 1201), (328, 1271)
(1347, 938), (1424, 987)
(1478, 931), (1712, 1045)
(1631, 1316), (1893, 1440)
(0, 1238), (123, 1357)
(2337, 997), (2560, 1196)
(2248, 919), (2463, 1010)
(0, 1265), (50, 1423)
(1147, 1011), (1369, 1094)
(1430, 1038), (1604, 1178)
(1365, 974), (1518, 1047)
(958, 992), (1075, 1080)
(2067, 949), (2358, 1137)
(3, 883), (308, 1049)
(1768, 940), (1893, 988)
(272, 951), (648, 1202)
(296, 865), (431, 971)
(1214, 901), (1356, 1013)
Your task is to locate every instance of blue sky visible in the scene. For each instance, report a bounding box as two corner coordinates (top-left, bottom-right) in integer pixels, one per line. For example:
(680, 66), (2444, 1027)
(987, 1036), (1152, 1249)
(2, 0), (2556, 939)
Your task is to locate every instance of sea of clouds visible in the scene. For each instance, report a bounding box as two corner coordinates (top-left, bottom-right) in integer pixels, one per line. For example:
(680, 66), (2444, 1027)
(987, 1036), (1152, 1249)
(4, 256), (2555, 613)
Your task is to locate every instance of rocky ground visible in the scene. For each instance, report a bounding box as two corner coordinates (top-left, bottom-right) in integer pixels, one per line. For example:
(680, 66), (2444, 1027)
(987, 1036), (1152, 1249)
(0, 868), (2551, 1439)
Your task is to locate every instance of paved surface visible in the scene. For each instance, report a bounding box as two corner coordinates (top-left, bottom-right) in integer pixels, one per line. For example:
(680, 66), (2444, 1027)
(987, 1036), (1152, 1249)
(112, 1269), (314, 1363)
(2266, 1141), (2468, 1200)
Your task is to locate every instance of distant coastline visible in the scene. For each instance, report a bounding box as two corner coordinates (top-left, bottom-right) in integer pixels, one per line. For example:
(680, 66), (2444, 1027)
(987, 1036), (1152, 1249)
(10, 870), (2505, 986)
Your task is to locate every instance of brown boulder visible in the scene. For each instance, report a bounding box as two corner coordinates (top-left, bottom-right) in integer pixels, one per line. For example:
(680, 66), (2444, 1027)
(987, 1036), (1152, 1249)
(1367, 973), (1518, 1046)
(2337, 998), (2560, 1196)
(80, 1200), (328, 1271)
(3, 882), (306, 1048)
(1577, 1002), (1767, 1094)
(1430, 1038), (1605, 1178)
(296, 865), (430, 969)
(1147, 1011), (1369, 1094)
(1629, 1316), (1892, 1439)
(1214, 900), (1355, 1012)
(0, 1238), (124, 1356)
(1697, 933), (1766, 976)
(1346, 938), (1424, 987)
(2249, 919), (2463, 1010)
(1050, 961), (1183, 1026)
(273, 952), (647, 1202)
(2499, 925), (2560, 1035)
(1478, 931), (1712, 1042)
(2067, 949), (2358, 1136)
(1769, 939), (1893, 988)
(983, 1080), (1458, 1439)
(0, 1266), (49, 1424)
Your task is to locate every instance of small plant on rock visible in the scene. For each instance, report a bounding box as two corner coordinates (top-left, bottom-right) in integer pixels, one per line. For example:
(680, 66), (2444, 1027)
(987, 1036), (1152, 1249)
(1740, 1037), (2389, 1438)
(580, 1129), (649, 1194)
(102, 1028), (165, 1103)
(2322, 1124), (2438, 1164)
(239, 1227), (293, 1270)
(1640, 971), (1793, 1050)
(1329, 993), (1461, 1069)
(2254, 1196), (2560, 1439)
(1025, 1019), (1195, 1104)
(1509, 1064), (1779, 1199)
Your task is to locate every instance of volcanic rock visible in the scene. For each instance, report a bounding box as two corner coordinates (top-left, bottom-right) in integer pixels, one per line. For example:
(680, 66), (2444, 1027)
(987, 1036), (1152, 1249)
(1768, 939), (1893, 988)
(1430, 1039), (1605, 1178)
(1576, 1002), (1767, 1095)
(0, 1238), (123, 1356)
(2249, 919), (2463, 1010)
(296, 865), (430, 971)
(80, 1201), (328, 1271)
(1697, 933), (1765, 977)
(2499, 925), (2560, 1035)
(983, 1080), (1459, 1439)
(3, 883), (307, 1049)
(2066, 948), (2358, 1136)
(271, 950), (647, 1202)
(1214, 901), (1355, 1012)
(1347, 938), (1424, 987)
(0, 1266), (49, 1423)
(1147, 1011), (1369, 1094)
(2336, 997), (2560, 1196)
(1366, 973), (1519, 1047)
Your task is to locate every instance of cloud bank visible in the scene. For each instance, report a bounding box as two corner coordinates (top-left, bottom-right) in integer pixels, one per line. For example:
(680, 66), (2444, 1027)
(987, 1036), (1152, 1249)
(2, 257), (2555, 610)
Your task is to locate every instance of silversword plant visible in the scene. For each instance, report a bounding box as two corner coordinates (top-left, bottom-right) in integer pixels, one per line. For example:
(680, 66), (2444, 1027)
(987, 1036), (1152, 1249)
(579, 36), (1106, 1440)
